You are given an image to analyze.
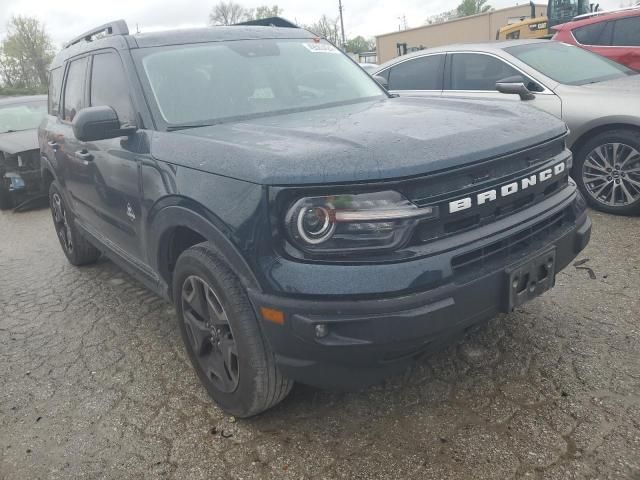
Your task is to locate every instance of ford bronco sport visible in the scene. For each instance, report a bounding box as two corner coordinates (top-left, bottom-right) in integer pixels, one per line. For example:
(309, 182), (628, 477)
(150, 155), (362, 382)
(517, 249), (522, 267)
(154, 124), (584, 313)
(40, 20), (591, 417)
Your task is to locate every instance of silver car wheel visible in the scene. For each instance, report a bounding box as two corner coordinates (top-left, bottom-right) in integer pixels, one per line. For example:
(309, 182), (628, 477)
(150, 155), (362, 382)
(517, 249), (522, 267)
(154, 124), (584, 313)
(581, 142), (640, 207)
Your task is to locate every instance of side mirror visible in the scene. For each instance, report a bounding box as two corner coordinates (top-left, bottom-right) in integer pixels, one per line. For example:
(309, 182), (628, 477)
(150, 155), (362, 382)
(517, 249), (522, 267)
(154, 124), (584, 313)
(72, 106), (136, 142)
(495, 76), (535, 101)
(373, 75), (389, 89)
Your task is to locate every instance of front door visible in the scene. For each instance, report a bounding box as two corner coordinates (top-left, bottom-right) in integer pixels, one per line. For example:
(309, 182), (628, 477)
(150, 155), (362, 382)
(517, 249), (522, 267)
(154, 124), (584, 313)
(442, 52), (562, 119)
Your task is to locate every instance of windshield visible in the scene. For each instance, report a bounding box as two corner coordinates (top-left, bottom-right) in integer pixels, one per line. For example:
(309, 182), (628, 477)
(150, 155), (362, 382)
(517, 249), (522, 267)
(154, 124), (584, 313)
(0, 100), (46, 134)
(547, 0), (589, 27)
(505, 42), (635, 86)
(135, 38), (384, 127)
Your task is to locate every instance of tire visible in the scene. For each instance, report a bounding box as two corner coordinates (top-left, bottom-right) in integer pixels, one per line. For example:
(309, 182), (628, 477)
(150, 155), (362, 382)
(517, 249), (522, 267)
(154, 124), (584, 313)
(173, 242), (293, 417)
(0, 183), (13, 210)
(573, 128), (640, 215)
(49, 181), (101, 266)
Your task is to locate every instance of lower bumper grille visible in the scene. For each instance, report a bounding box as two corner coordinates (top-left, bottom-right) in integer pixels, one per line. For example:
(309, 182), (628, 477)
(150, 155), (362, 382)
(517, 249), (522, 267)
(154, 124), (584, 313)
(451, 207), (573, 280)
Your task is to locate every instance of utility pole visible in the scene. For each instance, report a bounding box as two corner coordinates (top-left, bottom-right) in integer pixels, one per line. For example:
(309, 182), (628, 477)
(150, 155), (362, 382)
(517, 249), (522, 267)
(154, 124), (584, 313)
(338, 0), (346, 48)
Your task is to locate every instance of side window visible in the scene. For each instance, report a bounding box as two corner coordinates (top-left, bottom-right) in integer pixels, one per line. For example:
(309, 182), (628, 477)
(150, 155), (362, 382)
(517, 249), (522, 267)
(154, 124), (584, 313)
(63, 57), (88, 122)
(573, 21), (613, 45)
(48, 68), (63, 116)
(387, 55), (444, 91)
(90, 52), (135, 125)
(613, 17), (640, 47)
(449, 53), (522, 91)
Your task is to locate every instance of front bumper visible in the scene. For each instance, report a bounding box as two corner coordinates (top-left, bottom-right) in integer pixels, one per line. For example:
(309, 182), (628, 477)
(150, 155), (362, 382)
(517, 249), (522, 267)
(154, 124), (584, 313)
(248, 186), (591, 389)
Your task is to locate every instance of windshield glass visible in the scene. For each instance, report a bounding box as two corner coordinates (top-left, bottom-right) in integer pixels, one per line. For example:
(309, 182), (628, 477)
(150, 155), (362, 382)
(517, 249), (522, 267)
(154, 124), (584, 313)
(547, 0), (589, 27)
(0, 100), (46, 133)
(135, 38), (384, 127)
(505, 42), (635, 86)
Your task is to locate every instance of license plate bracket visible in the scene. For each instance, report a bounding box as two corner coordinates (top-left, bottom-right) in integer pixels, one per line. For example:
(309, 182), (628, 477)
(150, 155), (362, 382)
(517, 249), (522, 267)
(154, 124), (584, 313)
(504, 248), (556, 312)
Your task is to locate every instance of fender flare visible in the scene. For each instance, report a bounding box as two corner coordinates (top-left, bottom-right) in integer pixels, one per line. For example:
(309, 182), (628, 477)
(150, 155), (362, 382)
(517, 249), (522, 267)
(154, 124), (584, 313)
(568, 116), (640, 150)
(148, 201), (261, 296)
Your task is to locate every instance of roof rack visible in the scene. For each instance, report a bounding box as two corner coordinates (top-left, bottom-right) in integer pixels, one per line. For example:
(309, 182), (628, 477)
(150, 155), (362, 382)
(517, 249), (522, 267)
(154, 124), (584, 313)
(233, 16), (300, 28)
(64, 19), (129, 49)
(572, 4), (640, 21)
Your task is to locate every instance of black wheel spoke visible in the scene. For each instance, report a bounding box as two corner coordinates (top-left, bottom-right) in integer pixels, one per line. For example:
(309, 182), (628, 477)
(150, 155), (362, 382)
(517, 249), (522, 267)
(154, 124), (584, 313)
(181, 275), (239, 393)
(183, 310), (213, 356)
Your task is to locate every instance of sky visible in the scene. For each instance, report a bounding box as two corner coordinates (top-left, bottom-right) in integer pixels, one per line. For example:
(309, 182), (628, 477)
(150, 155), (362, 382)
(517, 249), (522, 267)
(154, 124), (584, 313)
(0, 0), (625, 48)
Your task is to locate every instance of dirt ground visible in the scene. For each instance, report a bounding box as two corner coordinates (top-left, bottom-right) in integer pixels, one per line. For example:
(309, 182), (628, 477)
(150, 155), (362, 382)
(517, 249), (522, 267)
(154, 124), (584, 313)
(1, 207), (639, 479)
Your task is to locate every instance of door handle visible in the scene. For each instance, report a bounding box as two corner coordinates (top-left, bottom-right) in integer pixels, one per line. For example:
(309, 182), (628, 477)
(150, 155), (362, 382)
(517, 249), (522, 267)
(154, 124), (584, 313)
(75, 149), (94, 162)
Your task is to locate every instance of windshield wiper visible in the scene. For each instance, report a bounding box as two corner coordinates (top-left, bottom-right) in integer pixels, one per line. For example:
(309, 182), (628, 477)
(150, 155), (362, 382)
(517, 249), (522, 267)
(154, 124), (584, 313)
(166, 123), (217, 132)
(2, 128), (31, 134)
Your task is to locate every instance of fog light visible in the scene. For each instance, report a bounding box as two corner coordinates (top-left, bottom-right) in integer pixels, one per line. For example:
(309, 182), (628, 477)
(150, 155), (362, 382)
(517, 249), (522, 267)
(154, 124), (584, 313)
(315, 323), (329, 338)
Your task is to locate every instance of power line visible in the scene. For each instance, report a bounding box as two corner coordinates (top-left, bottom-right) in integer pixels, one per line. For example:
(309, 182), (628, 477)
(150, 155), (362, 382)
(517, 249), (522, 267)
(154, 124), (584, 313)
(338, 0), (346, 47)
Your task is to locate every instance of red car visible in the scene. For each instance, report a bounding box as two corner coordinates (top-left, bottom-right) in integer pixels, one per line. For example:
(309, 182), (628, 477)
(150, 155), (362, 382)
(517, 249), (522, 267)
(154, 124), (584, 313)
(552, 7), (640, 71)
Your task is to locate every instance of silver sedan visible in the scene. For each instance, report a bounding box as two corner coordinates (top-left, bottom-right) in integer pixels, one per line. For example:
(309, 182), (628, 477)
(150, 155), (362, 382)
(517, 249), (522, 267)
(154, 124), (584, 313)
(372, 40), (640, 215)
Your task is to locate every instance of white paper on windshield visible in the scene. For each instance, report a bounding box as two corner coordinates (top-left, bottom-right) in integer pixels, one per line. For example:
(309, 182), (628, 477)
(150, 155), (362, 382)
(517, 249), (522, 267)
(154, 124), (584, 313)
(302, 43), (340, 53)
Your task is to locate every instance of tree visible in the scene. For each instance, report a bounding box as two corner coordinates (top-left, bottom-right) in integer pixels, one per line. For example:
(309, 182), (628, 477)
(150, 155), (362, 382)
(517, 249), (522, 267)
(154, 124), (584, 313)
(456, 0), (492, 17)
(246, 5), (284, 20)
(304, 15), (341, 45)
(0, 16), (55, 90)
(209, 1), (248, 26)
(345, 36), (375, 54)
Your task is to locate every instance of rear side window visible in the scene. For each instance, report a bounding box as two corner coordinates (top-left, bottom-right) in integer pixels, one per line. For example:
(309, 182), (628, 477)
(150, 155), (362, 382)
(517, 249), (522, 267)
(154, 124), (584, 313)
(573, 21), (613, 45)
(63, 57), (88, 122)
(90, 52), (135, 125)
(387, 55), (444, 90)
(449, 53), (521, 91)
(613, 17), (640, 46)
(48, 68), (63, 116)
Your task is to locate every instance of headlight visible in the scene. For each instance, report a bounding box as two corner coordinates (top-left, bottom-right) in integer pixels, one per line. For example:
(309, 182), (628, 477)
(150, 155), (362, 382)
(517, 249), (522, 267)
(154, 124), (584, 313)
(285, 190), (438, 254)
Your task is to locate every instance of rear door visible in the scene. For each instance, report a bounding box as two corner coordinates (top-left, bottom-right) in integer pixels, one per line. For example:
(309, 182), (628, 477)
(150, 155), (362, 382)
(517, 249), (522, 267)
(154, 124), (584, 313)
(378, 54), (445, 98)
(571, 17), (640, 70)
(442, 52), (562, 118)
(56, 55), (93, 216)
(610, 16), (640, 70)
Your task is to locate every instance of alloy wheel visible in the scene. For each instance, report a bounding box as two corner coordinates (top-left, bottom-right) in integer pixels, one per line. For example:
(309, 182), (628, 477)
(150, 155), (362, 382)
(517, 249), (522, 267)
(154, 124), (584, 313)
(51, 193), (73, 253)
(181, 275), (240, 393)
(581, 142), (640, 207)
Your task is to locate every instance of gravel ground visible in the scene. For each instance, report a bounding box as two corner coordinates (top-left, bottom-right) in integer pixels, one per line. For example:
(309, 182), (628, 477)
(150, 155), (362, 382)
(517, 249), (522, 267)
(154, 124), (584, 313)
(0, 207), (639, 480)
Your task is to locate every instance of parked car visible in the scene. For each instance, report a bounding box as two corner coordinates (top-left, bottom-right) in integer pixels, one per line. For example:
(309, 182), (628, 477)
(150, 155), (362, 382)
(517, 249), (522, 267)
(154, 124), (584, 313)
(372, 40), (640, 214)
(0, 95), (47, 210)
(552, 6), (640, 71)
(41, 20), (591, 417)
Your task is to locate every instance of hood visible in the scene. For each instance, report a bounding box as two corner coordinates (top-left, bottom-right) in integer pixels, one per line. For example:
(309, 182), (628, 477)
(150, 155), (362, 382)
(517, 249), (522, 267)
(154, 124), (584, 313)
(0, 129), (39, 155)
(562, 74), (640, 96)
(150, 97), (567, 185)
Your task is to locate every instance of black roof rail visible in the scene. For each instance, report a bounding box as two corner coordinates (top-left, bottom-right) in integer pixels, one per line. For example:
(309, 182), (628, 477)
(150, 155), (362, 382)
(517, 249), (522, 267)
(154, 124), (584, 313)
(64, 19), (129, 49)
(233, 16), (300, 28)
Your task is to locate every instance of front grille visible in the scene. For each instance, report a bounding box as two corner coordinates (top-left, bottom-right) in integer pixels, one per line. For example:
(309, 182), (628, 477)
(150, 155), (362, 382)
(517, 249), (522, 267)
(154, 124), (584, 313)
(415, 175), (568, 243)
(451, 207), (573, 280)
(402, 137), (565, 207)
(396, 136), (570, 246)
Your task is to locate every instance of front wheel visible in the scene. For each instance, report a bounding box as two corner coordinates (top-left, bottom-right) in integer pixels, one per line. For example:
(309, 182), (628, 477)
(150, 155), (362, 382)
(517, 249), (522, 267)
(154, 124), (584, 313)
(173, 243), (293, 417)
(573, 129), (640, 215)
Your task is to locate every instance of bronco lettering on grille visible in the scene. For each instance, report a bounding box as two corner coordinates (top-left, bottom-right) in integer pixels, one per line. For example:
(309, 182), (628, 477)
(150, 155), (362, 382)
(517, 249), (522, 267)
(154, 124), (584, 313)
(449, 162), (566, 214)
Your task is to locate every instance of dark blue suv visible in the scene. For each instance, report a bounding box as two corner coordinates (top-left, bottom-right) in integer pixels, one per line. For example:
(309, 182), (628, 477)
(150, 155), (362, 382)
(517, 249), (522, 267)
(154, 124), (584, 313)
(40, 20), (591, 416)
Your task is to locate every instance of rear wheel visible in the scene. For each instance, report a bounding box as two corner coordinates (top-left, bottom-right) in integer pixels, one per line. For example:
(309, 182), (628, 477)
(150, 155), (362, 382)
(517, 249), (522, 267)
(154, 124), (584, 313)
(49, 181), (101, 266)
(573, 129), (640, 215)
(173, 243), (293, 417)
